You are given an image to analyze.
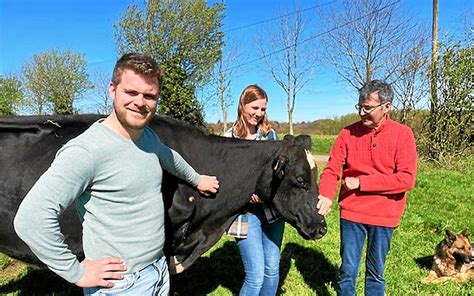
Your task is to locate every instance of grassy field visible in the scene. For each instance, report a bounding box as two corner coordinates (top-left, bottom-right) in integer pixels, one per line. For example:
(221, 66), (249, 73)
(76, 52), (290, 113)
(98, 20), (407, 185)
(310, 135), (336, 155)
(277, 134), (336, 155)
(1, 145), (472, 295)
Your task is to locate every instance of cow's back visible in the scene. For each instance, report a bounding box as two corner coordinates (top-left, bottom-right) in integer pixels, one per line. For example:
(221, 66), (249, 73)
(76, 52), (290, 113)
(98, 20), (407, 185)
(0, 115), (102, 263)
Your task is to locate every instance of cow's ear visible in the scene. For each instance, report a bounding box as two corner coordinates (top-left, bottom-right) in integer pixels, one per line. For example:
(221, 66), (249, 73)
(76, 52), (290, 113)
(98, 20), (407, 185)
(283, 134), (295, 142)
(273, 155), (287, 179)
(295, 135), (312, 151)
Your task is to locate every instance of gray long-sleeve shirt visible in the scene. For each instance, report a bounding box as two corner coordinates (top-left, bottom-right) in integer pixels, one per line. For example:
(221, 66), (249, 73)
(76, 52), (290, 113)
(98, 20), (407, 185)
(14, 121), (200, 283)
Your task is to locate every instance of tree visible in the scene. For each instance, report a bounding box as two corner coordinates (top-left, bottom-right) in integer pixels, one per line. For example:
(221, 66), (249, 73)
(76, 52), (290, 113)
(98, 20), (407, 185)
(114, 0), (224, 123)
(256, 3), (317, 135)
(209, 39), (241, 133)
(422, 42), (473, 162)
(23, 49), (92, 115)
(318, 0), (428, 89)
(91, 69), (113, 114)
(0, 75), (23, 115)
(159, 59), (205, 127)
(391, 39), (429, 124)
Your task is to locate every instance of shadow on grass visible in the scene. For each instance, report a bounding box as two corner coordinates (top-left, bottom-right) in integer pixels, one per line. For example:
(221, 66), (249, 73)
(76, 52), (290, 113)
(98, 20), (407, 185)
(1, 241), (338, 295)
(0, 265), (82, 296)
(414, 255), (434, 270)
(170, 241), (244, 295)
(171, 241), (338, 295)
(280, 243), (338, 295)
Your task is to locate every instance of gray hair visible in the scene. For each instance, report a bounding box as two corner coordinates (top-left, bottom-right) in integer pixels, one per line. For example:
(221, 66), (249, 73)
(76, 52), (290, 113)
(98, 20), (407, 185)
(359, 80), (393, 103)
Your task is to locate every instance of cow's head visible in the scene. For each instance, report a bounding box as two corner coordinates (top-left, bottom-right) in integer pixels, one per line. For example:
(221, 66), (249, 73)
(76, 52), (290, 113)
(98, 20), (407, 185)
(255, 135), (327, 240)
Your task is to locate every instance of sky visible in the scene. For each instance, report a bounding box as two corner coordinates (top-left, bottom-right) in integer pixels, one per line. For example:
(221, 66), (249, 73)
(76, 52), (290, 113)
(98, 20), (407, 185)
(0, 0), (471, 123)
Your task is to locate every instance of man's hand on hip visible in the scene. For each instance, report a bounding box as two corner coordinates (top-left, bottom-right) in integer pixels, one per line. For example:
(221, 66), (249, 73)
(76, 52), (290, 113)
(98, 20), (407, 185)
(76, 257), (127, 288)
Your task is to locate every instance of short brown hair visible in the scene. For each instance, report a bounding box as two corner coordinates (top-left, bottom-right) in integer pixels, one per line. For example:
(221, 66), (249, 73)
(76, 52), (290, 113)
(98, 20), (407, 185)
(233, 84), (272, 138)
(111, 53), (163, 90)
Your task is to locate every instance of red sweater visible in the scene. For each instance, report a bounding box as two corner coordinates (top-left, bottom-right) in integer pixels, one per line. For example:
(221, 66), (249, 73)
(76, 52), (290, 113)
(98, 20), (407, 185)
(319, 117), (417, 227)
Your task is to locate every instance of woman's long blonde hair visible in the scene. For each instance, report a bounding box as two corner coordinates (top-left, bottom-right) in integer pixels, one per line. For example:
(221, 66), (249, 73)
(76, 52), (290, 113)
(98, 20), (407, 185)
(233, 84), (272, 138)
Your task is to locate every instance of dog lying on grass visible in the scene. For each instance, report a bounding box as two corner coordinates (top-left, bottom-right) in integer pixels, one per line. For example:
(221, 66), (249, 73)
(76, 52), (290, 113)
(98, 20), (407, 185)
(422, 229), (474, 284)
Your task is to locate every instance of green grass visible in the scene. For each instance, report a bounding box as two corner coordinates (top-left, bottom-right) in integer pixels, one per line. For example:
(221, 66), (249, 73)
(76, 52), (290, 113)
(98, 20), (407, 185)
(310, 135), (336, 155)
(0, 254), (10, 271)
(1, 158), (473, 295)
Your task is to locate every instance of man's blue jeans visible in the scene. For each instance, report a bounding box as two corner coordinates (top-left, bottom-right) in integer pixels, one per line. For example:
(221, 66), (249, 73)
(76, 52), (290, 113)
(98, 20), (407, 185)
(83, 254), (169, 296)
(336, 219), (394, 296)
(236, 210), (285, 296)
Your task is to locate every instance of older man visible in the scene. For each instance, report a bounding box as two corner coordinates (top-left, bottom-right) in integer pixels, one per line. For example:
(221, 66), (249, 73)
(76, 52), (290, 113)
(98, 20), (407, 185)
(317, 80), (417, 296)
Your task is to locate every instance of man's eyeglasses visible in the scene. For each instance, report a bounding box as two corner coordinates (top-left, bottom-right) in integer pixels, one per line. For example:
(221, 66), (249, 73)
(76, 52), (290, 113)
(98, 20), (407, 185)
(355, 103), (386, 113)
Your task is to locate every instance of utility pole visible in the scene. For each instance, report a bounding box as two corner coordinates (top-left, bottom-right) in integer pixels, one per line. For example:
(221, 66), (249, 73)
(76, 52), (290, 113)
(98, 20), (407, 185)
(429, 0), (439, 159)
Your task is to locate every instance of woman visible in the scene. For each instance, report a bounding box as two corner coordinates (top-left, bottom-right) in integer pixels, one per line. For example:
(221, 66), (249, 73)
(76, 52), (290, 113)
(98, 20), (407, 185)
(224, 84), (284, 296)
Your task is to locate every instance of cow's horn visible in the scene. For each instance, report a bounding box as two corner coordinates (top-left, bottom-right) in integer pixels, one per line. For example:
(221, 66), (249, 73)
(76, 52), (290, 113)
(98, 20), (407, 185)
(305, 149), (316, 170)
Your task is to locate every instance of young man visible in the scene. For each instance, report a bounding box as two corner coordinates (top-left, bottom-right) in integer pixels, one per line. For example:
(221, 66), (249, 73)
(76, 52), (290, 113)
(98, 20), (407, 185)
(14, 53), (219, 295)
(316, 80), (417, 296)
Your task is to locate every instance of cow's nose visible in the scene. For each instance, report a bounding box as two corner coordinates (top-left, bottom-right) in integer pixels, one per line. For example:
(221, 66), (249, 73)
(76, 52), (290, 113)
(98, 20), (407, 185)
(318, 225), (327, 237)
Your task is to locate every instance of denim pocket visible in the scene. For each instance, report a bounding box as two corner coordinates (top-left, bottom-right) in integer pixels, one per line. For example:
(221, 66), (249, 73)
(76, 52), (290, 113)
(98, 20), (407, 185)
(151, 256), (169, 295)
(83, 273), (137, 295)
(152, 256), (167, 280)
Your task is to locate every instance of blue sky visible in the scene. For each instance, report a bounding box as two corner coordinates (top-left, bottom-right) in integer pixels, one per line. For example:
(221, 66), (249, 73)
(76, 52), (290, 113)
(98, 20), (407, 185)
(0, 0), (471, 122)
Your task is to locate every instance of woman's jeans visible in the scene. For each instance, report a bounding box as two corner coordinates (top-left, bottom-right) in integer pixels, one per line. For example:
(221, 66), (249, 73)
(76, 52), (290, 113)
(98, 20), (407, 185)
(237, 210), (285, 296)
(336, 219), (394, 296)
(83, 254), (169, 296)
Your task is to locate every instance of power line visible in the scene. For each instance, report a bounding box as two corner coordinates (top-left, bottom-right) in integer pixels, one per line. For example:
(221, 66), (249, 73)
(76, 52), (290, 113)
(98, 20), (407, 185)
(227, 0), (401, 72)
(89, 1), (338, 67)
(225, 1), (337, 33)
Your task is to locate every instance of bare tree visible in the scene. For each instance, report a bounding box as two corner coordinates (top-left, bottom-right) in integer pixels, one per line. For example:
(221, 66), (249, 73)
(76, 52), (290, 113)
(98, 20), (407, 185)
(391, 35), (429, 124)
(91, 69), (113, 115)
(318, 0), (427, 90)
(208, 39), (241, 133)
(256, 3), (317, 135)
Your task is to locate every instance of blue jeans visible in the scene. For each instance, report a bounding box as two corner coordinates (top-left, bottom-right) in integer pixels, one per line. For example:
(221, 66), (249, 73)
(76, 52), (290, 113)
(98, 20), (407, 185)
(336, 219), (394, 296)
(237, 209), (285, 296)
(83, 255), (169, 296)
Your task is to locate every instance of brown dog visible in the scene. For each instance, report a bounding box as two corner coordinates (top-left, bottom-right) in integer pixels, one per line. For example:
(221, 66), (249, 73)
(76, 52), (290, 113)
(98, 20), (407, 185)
(422, 229), (474, 284)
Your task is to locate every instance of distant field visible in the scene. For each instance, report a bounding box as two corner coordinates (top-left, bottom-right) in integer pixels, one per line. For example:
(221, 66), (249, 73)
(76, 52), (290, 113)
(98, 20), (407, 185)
(1, 158), (472, 295)
(310, 135), (336, 155)
(277, 134), (336, 155)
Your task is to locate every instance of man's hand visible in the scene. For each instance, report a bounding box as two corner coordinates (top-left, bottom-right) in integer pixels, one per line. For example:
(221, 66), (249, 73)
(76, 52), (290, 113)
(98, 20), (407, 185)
(249, 193), (262, 204)
(75, 257), (127, 288)
(316, 195), (333, 216)
(344, 177), (360, 190)
(197, 175), (219, 196)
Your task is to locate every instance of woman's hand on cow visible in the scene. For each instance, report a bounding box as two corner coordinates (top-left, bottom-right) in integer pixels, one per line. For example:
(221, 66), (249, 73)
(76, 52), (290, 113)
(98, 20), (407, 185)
(75, 257), (127, 288)
(197, 175), (219, 196)
(316, 195), (333, 216)
(249, 193), (262, 204)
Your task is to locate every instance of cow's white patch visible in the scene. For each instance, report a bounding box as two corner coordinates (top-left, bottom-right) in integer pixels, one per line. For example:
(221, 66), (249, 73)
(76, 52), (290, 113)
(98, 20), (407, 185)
(169, 256), (185, 274)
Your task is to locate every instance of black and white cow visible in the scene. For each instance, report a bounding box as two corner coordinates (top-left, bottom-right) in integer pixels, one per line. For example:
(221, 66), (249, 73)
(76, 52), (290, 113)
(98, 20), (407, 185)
(0, 115), (327, 273)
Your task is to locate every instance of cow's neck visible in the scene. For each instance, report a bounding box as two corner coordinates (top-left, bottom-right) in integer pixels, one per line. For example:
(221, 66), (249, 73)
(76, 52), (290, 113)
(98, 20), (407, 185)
(227, 140), (282, 206)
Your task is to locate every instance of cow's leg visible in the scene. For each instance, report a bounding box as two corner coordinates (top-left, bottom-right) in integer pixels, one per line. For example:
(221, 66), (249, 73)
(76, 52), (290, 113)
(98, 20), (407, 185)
(182, 223), (228, 268)
(169, 220), (229, 273)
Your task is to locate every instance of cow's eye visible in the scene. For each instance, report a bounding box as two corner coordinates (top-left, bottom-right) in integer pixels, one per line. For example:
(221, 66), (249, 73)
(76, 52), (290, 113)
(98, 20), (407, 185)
(296, 176), (307, 188)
